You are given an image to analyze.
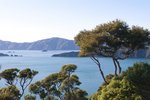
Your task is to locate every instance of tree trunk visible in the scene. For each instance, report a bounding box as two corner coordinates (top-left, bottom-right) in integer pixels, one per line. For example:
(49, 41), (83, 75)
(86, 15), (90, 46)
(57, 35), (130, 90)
(112, 58), (118, 76)
(90, 56), (108, 84)
(116, 59), (121, 74)
(97, 62), (108, 84)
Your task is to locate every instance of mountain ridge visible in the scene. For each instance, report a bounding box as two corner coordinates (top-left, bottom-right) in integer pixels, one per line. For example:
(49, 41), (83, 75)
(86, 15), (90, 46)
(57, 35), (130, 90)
(0, 37), (79, 50)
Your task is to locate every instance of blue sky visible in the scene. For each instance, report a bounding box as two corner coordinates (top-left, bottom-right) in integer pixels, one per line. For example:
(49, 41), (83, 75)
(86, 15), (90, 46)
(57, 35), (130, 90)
(0, 0), (150, 42)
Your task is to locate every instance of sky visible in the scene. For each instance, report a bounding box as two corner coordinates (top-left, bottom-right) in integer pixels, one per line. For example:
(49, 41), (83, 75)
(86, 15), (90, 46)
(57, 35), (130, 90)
(0, 0), (150, 42)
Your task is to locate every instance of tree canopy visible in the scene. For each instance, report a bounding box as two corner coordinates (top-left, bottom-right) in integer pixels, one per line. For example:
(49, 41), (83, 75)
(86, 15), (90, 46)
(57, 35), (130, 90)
(0, 86), (20, 100)
(29, 64), (88, 100)
(0, 68), (38, 100)
(75, 19), (150, 82)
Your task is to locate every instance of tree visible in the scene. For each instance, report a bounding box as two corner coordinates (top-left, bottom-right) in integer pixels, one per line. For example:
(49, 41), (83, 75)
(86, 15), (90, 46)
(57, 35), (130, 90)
(18, 68), (38, 97)
(29, 73), (62, 100)
(29, 64), (88, 100)
(75, 19), (150, 83)
(0, 86), (20, 100)
(0, 68), (38, 99)
(0, 68), (19, 85)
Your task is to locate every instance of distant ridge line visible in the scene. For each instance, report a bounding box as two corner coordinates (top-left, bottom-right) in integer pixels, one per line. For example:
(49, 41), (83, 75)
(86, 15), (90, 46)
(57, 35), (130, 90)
(0, 37), (79, 50)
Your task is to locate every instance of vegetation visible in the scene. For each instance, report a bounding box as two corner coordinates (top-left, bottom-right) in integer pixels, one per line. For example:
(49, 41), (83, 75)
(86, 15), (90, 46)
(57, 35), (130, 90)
(75, 19), (150, 83)
(89, 62), (150, 100)
(52, 51), (79, 57)
(0, 68), (38, 100)
(1, 62), (150, 100)
(0, 65), (87, 100)
(122, 63), (150, 100)
(24, 94), (36, 100)
(0, 53), (9, 56)
(0, 86), (20, 100)
(29, 64), (88, 100)
(0, 20), (150, 100)
(98, 77), (141, 100)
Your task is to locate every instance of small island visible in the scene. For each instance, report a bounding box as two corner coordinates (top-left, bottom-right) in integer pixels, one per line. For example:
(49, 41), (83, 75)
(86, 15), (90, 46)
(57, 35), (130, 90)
(42, 49), (48, 52)
(0, 53), (9, 57)
(52, 51), (79, 57)
(0, 53), (22, 57)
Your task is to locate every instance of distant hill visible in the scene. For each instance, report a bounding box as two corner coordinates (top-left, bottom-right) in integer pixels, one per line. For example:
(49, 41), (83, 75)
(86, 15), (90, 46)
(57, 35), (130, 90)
(0, 53), (9, 56)
(0, 37), (149, 58)
(52, 48), (150, 58)
(0, 37), (79, 50)
(52, 51), (79, 57)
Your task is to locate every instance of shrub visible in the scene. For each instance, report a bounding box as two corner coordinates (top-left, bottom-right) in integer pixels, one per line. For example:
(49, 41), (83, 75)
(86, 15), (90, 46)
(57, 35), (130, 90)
(89, 62), (150, 100)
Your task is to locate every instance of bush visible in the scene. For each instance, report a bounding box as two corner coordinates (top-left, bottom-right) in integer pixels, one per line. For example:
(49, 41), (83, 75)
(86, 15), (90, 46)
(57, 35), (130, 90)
(123, 62), (150, 86)
(89, 62), (150, 100)
(97, 77), (142, 100)
(123, 62), (150, 100)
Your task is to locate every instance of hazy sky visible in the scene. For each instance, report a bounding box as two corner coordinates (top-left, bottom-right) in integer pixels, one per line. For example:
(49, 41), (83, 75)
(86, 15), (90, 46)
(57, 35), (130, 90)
(0, 0), (150, 42)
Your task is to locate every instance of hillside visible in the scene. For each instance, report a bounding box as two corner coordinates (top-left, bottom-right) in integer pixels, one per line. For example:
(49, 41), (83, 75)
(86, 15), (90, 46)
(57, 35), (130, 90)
(0, 37), (149, 58)
(51, 50), (150, 58)
(52, 51), (79, 57)
(0, 37), (79, 50)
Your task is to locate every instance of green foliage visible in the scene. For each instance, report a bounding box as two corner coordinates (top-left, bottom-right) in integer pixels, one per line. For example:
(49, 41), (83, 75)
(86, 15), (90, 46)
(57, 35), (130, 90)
(98, 77), (142, 100)
(60, 64), (77, 75)
(75, 19), (150, 57)
(0, 86), (20, 100)
(24, 94), (36, 100)
(61, 74), (81, 92)
(0, 68), (19, 85)
(18, 68), (38, 97)
(128, 26), (150, 50)
(89, 77), (142, 100)
(74, 88), (88, 100)
(29, 73), (61, 99)
(123, 62), (150, 100)
(123, 62), (150, 86)
(89, 62), (150, 100)
(44, 96), (58, 100)
(75, 19), (150, 78)
(0, 68), (38, 99)
(19, 68), (38, 79)
(29, 64), (87, 100)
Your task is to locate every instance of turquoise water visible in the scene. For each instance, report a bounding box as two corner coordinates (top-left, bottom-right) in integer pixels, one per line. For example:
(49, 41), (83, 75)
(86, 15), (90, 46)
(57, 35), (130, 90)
(0, 50), (149, 96)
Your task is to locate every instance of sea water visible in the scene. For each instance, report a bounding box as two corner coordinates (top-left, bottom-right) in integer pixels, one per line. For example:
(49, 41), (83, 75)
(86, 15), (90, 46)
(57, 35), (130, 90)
(0, 50), (149, 97)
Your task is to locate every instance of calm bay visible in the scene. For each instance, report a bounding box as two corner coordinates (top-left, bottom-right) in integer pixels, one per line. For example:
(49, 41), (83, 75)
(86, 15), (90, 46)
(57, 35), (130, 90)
(0, 50), (149, 96)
